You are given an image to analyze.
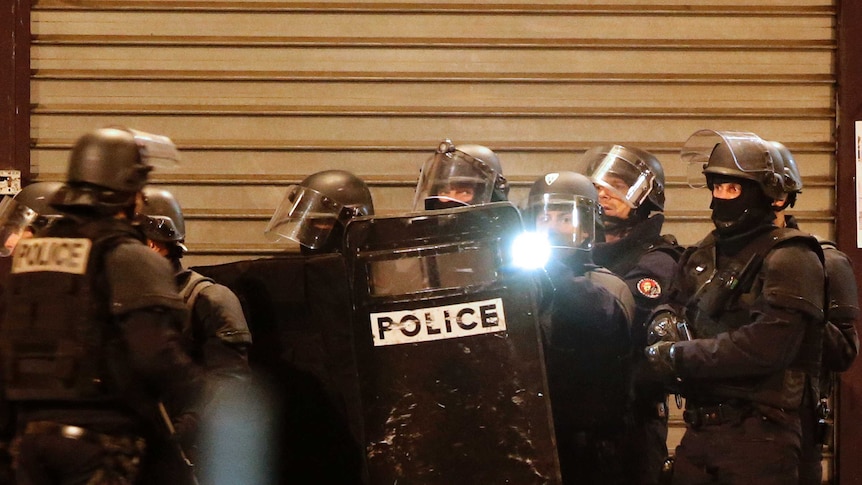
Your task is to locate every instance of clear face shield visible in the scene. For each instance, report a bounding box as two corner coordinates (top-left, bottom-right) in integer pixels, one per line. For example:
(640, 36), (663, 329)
(0, 197), (39, 257)
(583, 145), (656, 209)
(527, 194), (597, 251)
(412, 141), (498, 211)
(681, 130), (772, 189)
(127, 129), (181, 170)
(265, 185), (360, 249)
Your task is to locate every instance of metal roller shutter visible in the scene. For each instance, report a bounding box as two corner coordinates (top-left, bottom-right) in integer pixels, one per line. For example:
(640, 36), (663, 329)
(29, 2), (837, 478)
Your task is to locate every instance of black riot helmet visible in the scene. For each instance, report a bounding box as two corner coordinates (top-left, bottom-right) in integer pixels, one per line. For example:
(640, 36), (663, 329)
(0, 182), (64, 257)
(580, 144), (665, 214)
(413, 139), (509, 211)
(52, 127), (180, 215)
(265, 169), (374, 254)
(681, 129), (785, 201)
(769, 140), (803, 209)
(682, 129), (785, 236)
(525, 171), (600, 252)
(136, 186), (188, 257)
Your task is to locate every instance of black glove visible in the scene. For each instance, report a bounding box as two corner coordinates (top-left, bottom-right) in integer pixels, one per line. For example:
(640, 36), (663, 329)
(646, 310), (683, 346)
(645, 341), (677, 380)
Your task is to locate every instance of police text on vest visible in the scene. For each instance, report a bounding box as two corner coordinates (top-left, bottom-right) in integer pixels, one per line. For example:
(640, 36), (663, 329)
(12, 238), (91, 275)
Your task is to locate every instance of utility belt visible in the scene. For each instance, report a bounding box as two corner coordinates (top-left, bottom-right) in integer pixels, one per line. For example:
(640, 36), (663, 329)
(23, 421), (146, 455)
(682, 402), (754, 429)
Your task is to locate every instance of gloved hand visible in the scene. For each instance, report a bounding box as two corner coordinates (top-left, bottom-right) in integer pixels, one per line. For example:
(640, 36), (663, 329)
(646, 306), (693, 345)
(646, 310), (682, 346)
(645, 341), (677, 380)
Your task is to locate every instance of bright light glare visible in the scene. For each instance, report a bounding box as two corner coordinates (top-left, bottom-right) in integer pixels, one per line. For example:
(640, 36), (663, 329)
(512, 231), (551, 269)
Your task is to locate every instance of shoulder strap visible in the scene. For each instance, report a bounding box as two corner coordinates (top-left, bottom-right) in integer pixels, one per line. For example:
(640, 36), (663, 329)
(747, 227), (823, 264)
(180, 271), (216, 313)
(654, 233), (684, 257)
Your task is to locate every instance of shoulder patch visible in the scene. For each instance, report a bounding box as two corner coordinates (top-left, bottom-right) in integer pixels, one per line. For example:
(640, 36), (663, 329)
(637, 277), (662, 298)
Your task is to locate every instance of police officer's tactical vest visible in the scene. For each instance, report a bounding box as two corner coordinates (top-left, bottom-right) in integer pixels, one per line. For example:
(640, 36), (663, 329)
(604, 233), (684, 280)
(676, 227), (825, 410)
(544, 265), (635, 431)
(1, 232), (127, 402)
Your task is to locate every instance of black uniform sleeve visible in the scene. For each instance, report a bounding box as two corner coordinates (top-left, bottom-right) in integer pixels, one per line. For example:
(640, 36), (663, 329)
(621, 249), (678, 346)
(105, 242), (210, 423)
(120, 309), (209, 414)
(106, 241), (188, 316)
(822, 247), (860, 371)
(193, 283), (253, 376)
(674, 242), (824, 380)
(544, 271), (631, 350)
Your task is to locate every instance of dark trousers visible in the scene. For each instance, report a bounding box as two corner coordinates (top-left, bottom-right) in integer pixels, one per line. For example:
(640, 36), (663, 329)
(627, 414), (669, 485)
(672, 413), (800, 485)
(556, 427), (629, 485)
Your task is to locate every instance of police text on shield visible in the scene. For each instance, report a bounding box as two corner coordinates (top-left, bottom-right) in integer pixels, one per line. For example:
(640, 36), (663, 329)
(370, 298), (507, 346)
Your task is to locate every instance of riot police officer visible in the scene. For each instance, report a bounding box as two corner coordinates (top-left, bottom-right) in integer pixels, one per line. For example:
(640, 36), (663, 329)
(580, 145), (682, 484)
(525, 171), (635, 485)
(1, 127), (208, 484)
(0, 181), (64, 255)
(412, 139), (509, 210)
(645, 130), (826, 484)
(266, 169), (374, 254)
(137, 186), (252, 377)
(260, 169), (373, 483)
(769, 141), (859, 484)
(0, 181), (64, 482)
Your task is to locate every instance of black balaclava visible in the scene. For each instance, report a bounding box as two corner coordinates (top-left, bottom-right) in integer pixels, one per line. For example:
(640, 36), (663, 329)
(708, 175), (775, 237)
(425, 197), (470, 211)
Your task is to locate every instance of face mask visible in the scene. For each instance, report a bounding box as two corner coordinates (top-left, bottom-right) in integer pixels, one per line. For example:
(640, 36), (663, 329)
(709, 179), (774, 236)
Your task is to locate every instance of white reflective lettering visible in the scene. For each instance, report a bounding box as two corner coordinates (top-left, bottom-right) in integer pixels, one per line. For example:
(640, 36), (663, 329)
(369, 298), (506, 347)
(11, 238), (92, 275)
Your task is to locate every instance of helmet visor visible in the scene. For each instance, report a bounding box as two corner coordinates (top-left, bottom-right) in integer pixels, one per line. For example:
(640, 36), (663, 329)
(583, 145), (656, 208)
(412, 145), (498, 211)
(0, 197), (38, 257)
(128, 129), (181, 170)
(265, 185), (353, 249)
(527, 194), (596, 250)
(681, 130), (771, 188)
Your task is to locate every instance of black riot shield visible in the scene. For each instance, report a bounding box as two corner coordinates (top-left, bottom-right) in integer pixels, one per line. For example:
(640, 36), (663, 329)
(344, 202), (561, 484)
(193, 254), (364, 484)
